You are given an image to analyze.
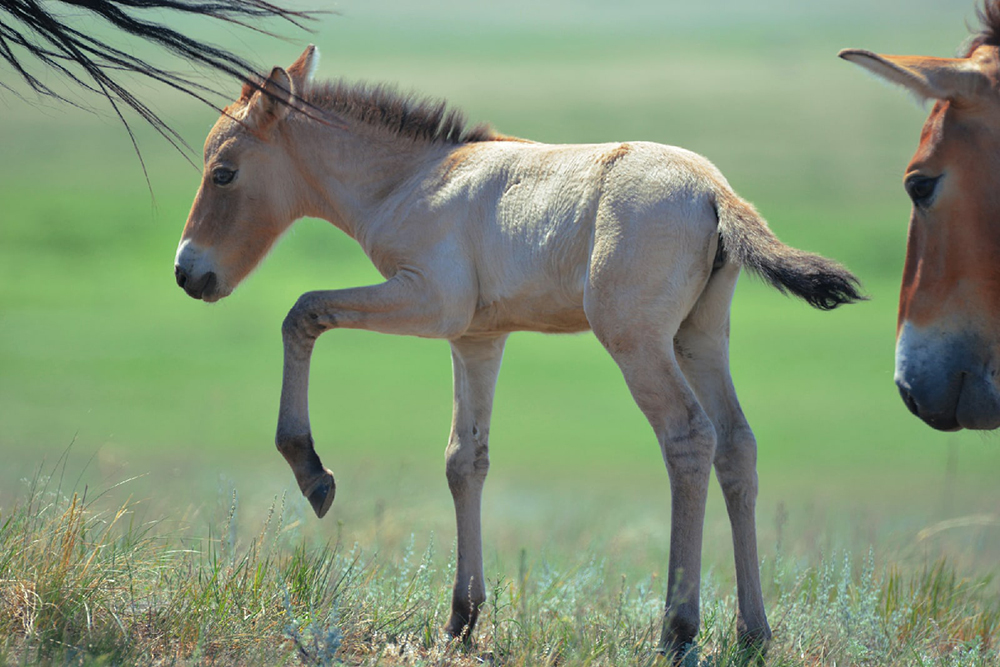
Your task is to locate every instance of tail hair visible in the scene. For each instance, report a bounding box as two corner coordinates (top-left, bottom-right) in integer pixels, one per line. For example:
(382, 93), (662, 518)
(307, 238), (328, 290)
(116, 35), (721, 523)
(714, 190), (865, 311)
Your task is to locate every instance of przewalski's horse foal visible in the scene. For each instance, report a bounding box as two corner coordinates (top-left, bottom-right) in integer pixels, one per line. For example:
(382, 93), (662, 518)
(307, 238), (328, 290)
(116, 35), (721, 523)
(842, 0), (1000, 431)
(175, 46), (862, 654)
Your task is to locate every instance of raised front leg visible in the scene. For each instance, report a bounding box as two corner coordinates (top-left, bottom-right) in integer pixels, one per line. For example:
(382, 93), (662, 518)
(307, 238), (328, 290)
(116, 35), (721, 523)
(276, 275), (469, 517)
(443, 334), (507, 640)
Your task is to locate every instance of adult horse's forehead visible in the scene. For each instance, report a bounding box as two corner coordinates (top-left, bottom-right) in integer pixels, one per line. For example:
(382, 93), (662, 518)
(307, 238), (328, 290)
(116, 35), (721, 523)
(910, 103), (1000, 176)
(913, 102), (971, 156)
(969, 43), (1000, 84)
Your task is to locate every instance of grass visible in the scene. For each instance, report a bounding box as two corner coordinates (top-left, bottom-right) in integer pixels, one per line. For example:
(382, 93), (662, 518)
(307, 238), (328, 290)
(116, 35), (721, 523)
(2, 0), (1000, 663)
(1, 466), (997, 666)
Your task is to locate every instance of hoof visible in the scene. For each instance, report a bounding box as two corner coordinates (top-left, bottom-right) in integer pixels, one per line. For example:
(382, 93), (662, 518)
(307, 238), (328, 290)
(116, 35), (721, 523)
(444, 620), (472, 644)
(656, 641), (698, 666)
(445, 610), (477, 644)
(303, 469), (336, 518)
(659, 618), (699, 665)
(660, 616), (698, 651)
(736, 626), (771, 664)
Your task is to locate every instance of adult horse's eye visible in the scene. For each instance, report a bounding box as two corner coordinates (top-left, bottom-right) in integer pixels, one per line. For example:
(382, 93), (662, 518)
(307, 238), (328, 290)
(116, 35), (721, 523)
(212, 167), (237, 186)
(905, 174), (940, 208)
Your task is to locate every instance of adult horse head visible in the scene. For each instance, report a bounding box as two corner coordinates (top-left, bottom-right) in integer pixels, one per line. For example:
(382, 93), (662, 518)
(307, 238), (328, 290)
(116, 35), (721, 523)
(841, 1), (1000, 430)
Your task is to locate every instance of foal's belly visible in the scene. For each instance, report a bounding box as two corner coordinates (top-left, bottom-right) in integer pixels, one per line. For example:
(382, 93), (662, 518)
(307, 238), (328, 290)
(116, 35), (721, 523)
(466, 294), (591, 335)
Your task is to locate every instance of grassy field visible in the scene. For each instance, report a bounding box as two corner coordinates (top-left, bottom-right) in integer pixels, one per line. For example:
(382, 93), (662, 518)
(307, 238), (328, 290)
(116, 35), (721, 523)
(1, 0), (999, 663)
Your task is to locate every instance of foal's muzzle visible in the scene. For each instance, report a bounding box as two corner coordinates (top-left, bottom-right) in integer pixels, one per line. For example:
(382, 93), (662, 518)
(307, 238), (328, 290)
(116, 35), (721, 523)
(174, 265), (217, 300)
(174, 239), (225, 301)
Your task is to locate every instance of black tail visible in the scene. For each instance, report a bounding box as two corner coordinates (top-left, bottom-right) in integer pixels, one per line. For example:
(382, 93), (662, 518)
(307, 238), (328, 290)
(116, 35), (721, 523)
(714, 190), (865, 311)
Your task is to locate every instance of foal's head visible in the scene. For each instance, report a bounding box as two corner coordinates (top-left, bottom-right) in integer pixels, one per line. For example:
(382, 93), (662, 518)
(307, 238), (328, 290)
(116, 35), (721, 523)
(842, 2), (1000, 430)
(174, 46), (320, 302)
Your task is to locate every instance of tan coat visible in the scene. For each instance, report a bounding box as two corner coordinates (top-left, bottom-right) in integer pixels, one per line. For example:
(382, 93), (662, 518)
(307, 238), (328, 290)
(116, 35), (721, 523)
(175, 45), (861, 655)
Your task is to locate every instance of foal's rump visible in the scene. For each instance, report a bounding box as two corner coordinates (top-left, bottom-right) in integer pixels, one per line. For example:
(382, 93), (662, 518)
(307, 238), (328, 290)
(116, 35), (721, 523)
(581, 141), (863, 344)
(460, 139), (860, 339)
(624, 142), (863, 312)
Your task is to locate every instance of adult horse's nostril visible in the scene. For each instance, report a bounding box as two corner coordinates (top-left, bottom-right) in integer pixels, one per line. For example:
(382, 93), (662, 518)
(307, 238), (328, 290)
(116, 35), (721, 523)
(175, 265), (188, 289)
(897, 380), (961, 431)
(898, 385), (920, 418)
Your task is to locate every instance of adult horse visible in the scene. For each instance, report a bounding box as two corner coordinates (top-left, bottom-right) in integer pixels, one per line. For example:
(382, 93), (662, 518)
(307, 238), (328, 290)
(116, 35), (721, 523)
(841, 1), (1000, 431)
(174, 46), (862, 654)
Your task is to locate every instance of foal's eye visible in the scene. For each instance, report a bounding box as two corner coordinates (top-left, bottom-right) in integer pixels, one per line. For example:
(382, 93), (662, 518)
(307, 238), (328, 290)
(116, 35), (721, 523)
(905, 174), (940, 208)
(212, 168), (237, 186)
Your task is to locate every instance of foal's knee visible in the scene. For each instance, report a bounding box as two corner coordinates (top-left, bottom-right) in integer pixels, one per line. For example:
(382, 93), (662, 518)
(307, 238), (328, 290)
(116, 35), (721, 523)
(282, 292), (336, 347)
(445, 426), (490, 493)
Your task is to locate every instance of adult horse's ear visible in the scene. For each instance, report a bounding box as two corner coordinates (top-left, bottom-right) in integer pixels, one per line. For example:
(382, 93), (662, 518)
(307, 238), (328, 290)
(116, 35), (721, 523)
(286, 44), (319, 94)
(839, 49), (990, 102)
(245, 66), (293, 131)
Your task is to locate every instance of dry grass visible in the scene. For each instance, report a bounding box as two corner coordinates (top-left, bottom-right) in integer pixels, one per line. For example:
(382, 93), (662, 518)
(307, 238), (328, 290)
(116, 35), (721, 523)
(1, 465), (997, 666)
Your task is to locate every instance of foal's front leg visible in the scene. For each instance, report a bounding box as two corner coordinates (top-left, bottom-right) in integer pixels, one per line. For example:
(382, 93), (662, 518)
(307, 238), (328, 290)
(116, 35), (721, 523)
(276, 276), (457, 517)
(444, 334), (507, 640)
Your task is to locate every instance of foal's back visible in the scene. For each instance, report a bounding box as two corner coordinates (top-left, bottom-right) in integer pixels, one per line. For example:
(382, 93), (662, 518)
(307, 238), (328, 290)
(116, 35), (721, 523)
(434, 140), (728, 336)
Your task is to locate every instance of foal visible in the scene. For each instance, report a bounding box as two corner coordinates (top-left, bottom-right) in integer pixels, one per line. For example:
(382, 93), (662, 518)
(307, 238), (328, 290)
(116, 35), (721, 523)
(174, 46), (862, 654)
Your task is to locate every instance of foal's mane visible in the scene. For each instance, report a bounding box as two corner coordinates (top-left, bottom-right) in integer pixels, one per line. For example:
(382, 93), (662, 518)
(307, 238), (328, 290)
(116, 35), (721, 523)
(304, 80), (498, 145)
(966, 0), (1000, 54)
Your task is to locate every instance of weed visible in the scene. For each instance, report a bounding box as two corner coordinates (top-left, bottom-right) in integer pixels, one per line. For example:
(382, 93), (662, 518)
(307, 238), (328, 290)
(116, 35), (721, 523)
(0, 470), (997, 665)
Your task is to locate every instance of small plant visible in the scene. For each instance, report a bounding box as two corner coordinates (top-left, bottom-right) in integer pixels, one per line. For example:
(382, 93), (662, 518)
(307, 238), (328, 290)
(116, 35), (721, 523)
(1, 466), (997, 666)
(281, 585), (343, 666)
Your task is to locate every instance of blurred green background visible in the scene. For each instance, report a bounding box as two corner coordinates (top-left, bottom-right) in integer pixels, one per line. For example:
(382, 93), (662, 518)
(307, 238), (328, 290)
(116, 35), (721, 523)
(1, 0), (997, 582)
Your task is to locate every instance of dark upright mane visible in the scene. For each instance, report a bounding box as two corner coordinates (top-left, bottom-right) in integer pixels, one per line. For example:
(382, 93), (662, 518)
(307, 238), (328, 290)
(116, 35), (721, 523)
(306, 80), (498, 145)
(966, 0), (1000, 55)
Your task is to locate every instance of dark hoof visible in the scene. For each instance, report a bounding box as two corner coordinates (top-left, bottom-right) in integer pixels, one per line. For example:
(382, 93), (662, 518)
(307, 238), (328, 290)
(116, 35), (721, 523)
(304, 469), (336, 518)
(736, 627), (771, 664)
(445, 612), (477, 644)
(659, 615), (698, 663)
(657, 641), (698, 666)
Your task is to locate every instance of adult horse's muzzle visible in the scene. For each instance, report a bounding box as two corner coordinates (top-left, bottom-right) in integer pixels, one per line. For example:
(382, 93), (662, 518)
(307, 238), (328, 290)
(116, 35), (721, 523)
(895, 322), (1000, 431)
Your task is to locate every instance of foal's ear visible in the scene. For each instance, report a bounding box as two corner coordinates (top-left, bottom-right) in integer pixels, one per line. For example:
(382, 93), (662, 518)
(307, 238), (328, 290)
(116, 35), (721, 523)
(839, 49), (990, 102)
(286, 44), (320, 94)
(245, 66), (294, 131)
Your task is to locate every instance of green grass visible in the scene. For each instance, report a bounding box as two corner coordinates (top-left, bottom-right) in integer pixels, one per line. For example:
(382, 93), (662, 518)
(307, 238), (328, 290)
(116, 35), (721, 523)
(2, 1), (1000, 663)
(1, 469), (997, 665)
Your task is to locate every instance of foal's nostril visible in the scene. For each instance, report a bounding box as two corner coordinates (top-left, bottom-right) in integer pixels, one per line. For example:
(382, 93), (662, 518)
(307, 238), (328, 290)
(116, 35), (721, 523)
(175, 267), (216, 300)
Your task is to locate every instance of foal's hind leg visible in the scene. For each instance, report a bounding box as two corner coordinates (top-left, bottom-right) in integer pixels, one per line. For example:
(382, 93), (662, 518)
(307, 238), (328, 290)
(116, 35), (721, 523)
(586, 193), (724, 657)
(587, 297), (716, 656)
(443, 334), (507, 640)
(674, 265), (771, 649)
(601, 335), (716, 654)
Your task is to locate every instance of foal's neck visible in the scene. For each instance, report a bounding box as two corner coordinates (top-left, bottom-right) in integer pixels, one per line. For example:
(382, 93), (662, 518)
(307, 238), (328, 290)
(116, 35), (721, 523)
(286, 118), (448, 240)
